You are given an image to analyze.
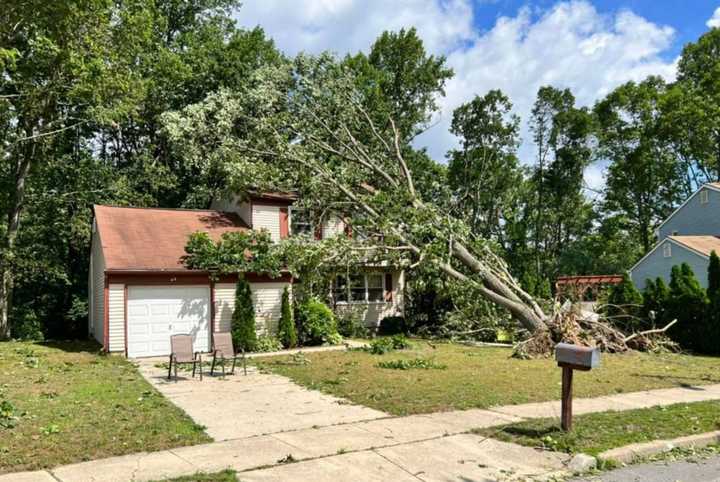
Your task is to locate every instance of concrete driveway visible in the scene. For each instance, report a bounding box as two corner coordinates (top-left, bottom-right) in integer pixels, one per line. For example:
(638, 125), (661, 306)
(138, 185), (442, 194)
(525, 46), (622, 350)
(136, 360), (387, 441)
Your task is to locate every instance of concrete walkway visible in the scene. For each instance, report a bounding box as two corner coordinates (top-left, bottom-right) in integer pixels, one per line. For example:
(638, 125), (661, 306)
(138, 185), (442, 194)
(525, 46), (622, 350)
(4, 380), (720, 481)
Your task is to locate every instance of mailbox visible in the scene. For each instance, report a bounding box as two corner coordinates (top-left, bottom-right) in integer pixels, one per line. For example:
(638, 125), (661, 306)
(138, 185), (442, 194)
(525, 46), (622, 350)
(555, 343), (600, 371)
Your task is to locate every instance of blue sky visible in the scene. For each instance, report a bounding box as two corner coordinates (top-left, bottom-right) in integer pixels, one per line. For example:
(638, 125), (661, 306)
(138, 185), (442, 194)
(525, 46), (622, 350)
(472, 1), (718, 59)
(235, 1), (720, 190)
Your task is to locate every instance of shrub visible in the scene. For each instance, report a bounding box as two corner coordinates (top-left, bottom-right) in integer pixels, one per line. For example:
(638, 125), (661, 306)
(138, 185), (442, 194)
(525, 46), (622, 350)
(231, 277), (257, 352)
(708, 251), (720, 300)
(337, 307), (369, 338)
(642, 277), (670, 326)
(699, 252), (720, 354)
(10, 309), (44, 341)
(277, 287), (297, 348)
(378, 316), (407, 336)
(296, 297), (340, 345)
(605, 273), (644, 331)
(368, 335), (411, 354)
(376, 358), (447, 370)
(667, 263), (708, 350)
(255, 335), (283, 353)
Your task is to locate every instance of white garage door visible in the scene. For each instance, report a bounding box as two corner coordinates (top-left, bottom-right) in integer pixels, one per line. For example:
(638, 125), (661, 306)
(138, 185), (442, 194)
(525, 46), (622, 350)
(127, 286), (210, 358)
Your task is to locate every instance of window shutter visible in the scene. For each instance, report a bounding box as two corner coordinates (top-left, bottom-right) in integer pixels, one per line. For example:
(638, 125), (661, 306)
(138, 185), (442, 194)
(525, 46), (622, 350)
(384, 273), (393, 302)
(279, 207), (289, 239)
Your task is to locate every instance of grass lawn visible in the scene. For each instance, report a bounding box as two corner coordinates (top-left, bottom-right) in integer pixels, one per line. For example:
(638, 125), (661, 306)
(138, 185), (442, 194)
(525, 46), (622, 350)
(154, 470), (238, 481)
(0, 341), (211, 473)
(254, 340), (720, 415)
(474, 400), (720, 456)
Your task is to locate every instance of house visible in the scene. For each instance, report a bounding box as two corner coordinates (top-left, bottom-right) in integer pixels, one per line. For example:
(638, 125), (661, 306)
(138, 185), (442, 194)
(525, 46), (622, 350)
(88, 193), (404, 357)
(630, 182), (720, 290)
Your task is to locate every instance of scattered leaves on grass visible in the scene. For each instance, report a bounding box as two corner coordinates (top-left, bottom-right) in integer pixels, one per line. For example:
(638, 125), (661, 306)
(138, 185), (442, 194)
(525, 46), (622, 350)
(376, 358), (447, 370)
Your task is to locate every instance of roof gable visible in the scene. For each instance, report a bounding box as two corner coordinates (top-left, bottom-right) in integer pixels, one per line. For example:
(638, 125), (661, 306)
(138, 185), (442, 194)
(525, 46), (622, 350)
(94, 205), (249, 271)
(657, 183), (720, 234)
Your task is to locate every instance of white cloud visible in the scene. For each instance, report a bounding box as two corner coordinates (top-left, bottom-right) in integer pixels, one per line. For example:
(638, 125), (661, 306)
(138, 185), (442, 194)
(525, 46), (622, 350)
(708, 7), (720, 28)
(235, 0), (679, 172)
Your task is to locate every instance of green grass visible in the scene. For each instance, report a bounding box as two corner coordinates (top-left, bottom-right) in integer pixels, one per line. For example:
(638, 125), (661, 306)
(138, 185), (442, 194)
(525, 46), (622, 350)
(474, 400), (720, 456)
(0, 341), (211, 473)
(254, 340), (720, 415)
(155, 470), (238, 481)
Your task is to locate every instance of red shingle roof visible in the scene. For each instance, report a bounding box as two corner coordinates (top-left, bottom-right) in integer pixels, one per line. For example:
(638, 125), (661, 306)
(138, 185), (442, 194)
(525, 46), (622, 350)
(94, 205), (249, 271)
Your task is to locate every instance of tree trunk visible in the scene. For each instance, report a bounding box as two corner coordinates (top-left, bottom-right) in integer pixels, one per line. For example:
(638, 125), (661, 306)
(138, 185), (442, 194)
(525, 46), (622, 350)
(0, 144), (33, 340)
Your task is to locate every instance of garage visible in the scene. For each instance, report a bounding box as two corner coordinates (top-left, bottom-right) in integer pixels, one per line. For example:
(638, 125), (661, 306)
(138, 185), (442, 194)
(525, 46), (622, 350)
(126, 286), (211, 358)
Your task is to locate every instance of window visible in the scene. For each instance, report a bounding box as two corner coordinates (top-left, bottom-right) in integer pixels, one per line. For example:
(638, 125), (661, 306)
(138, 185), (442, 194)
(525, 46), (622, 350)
(333, 276), (348, 303)
(700, 190), (709, 205)
(367, 274), (384, 302)
(349, 274), (366, 302)
(663, 242), (672, 258)
(290, 208), (313, 236)
(333, 273), (387, 303)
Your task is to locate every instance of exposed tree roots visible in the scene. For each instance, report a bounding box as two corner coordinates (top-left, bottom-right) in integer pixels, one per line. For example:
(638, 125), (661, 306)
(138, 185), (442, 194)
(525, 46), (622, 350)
(512, 302), (679, 359)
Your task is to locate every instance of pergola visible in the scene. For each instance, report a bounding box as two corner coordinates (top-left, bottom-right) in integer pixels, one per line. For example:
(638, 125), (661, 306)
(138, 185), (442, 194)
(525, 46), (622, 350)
(555, 275), (623, 302)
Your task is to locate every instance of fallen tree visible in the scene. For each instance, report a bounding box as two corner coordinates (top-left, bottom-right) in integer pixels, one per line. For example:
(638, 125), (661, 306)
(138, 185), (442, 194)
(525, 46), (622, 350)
(165, 55), (672, 355)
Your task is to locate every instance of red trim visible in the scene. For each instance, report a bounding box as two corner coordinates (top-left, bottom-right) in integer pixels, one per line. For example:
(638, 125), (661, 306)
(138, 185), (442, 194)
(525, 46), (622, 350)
(314, 224), (323, 240)
(279, 207), (289, 239)
(250, 198), (295, 207)
(123, 285), (128, 357)
(384, 273), (393, 302)
(344, 224), (353, 238)
(108, 272), (293, 285)
(103, 276), (109, 352)
(210, 280), (216, 341)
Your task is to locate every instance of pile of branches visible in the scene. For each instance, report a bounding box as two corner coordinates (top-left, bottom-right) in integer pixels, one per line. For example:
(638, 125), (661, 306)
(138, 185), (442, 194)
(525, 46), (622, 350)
(513, 302), (679, 359)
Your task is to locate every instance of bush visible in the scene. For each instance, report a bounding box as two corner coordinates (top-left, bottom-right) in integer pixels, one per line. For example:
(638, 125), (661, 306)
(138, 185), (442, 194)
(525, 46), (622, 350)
(337, 308), (369, 338)
(10, 309), (44, 341)
(605, 273), (644, 331)
(277, 287), (297, 348)
(368, 335), (411, 354)
(296, 297), (340, 345)
(231, 277), (257, 352)
(255, 335), (283, 352)
(667, 263), (708, 350)
(642, 277), (670, 326)
(378, 316), (407, 336)
(376, 357), (447, 370)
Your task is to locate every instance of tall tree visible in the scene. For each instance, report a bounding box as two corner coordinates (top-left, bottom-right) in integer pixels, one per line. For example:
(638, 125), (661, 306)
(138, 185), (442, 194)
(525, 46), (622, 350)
(344, 27), (453, 141)
(521, 86), (594, 284)
(666, 28), (720, 183)
(595, 77), (683, 254)
(447, 90), (523, 243)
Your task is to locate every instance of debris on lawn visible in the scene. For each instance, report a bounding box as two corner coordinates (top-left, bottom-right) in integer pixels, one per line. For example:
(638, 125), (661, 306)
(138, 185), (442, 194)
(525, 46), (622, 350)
(513, 301), (679, 358)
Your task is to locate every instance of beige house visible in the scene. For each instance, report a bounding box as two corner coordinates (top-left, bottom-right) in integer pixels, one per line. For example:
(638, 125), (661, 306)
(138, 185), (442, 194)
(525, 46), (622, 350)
(89, 193), (404, 357)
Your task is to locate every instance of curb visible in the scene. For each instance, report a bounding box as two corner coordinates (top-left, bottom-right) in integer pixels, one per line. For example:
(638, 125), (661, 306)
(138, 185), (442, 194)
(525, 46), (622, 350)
(597, 430), (720, 464)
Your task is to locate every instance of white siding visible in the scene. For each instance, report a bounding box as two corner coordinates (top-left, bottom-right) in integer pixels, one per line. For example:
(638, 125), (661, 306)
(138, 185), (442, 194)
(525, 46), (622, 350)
(334, 270), (405, 329)
(322, 216), (345, 238)
(252, 204), (280, 242)
(89, 229), (105, 345)
(214, 283), (236, 333)
(251, 282), (286, 335)
(213, 281), (290, 336)
(108, 284), (125, 352)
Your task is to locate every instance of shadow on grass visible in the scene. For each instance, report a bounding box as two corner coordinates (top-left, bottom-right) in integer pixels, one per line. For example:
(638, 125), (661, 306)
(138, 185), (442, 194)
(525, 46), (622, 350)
(501, 424), (561, 438)
(38, 339), (103, 354)
(637, 374), (720, 385)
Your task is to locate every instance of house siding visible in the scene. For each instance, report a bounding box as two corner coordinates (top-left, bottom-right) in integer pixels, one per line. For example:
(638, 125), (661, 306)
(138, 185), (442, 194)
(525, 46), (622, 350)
(89, 229), (106, 344)
(252, 204), (281, 242)
(659, 186), (720, 239)
(631, 239), (709, 290)
(322, 216), (345, 238)
(214, 283), (236, 333)
(334, 270), (405, 328)
(107, 284), (125, 352)
(212, 281), (290, 336)
(210, 195), (252, 226)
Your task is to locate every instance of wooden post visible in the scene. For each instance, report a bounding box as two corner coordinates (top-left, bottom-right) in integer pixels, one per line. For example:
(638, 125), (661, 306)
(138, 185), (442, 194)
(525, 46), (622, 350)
(561, 365), (574, 431)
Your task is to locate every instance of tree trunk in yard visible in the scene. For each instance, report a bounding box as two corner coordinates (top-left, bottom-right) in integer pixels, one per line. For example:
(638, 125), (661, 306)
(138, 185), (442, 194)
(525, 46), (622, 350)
(0, 145), (33, 340)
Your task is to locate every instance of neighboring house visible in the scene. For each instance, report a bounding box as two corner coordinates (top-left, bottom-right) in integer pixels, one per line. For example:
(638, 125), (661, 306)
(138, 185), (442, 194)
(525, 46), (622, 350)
(630, 182), (720, 290)
(89, 192), (404, 357)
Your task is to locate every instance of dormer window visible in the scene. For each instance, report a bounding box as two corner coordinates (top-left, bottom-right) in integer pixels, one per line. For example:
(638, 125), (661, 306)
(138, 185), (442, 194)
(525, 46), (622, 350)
(663, 243), (672, 258)
(700, 189), (709, 204)
(290, 208), (313, 237)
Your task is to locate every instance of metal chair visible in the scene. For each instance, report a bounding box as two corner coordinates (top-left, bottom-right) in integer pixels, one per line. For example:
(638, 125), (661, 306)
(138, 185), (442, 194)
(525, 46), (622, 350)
(168, 334), (203, 381)
(210, 332), (246, 377)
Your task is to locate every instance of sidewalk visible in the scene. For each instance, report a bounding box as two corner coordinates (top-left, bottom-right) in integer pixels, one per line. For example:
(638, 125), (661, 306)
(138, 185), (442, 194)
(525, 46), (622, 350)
(4, 383), (720, 482)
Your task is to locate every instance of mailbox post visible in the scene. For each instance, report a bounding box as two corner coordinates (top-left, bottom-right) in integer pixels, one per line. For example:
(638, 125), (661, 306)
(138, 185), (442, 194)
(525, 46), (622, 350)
(555, 343), (600, 431)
